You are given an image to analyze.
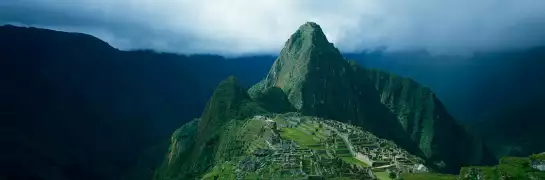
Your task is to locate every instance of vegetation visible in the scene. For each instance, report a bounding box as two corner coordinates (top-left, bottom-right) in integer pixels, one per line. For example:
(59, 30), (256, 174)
(363, 67), (496, 172)
(252, 86), (296, 113)
(155, 22), (506, 179)
(374, 171), (393, 180)
(401, 153), (545, 180)
(279, 127), (322, 147)
(248, 21), (493, 173)
(341, 157), (370, 167)
(201, 163), (236, 180)
(530, 153), (545, 161)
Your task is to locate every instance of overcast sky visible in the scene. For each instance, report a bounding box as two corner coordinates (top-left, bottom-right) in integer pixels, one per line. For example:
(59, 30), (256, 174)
(1, 0), (545, 55)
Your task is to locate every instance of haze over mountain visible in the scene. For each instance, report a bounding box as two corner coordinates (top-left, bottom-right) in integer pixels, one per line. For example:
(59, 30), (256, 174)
(2, 0), (545, 54)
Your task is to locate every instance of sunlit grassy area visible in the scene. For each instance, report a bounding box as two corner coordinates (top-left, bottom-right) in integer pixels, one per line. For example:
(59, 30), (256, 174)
(531, 153), (545, 160)
(280, 127), (321, 147)
(201, 163), (236, 180)
(341, 156), (370, 167)
(460, 166), (500, 180)
(374, 171), (392, 180)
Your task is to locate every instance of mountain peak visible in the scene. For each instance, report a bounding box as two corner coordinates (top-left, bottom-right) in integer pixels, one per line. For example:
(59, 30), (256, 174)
(285, 22), (331, 51)
(251, 22), (350, 115)
(298, 21), (323, 32)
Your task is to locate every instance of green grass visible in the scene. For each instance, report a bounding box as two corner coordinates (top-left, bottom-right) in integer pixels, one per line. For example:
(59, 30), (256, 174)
(240, 119), (266, 141)
(459, 166), (500, 180)
(335, 149), (350, 154)
(280, 127), (320, 147)
(400, 173), (458, 180)
(500, 156), (530, 167)
(374, 171), (392, 180)
(341, 156), (370, 167)
(497, 164), (528, 179)
(530, 153), (545, 160)
(529, 172), (545, 179)
(245, 172), (259, 179)
(328, 177), (356, 180)
(201, 162), (236, 180)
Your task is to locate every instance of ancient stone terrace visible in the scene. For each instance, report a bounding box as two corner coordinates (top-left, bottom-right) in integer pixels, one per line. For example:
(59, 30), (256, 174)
(320, 119), (426, 174)
(247, 113), (428, 179)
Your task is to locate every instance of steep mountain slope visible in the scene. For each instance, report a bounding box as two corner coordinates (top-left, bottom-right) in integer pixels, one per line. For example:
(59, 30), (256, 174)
(0, 25), (274, 180)
(249, 22), (492, 172)
(155, 77), (268, 179)
(363, 68), (496, 169)
(249, 22), (419, 157)
(156, 90), (430, 179)
(346, 48), (545, 159)
(466, 48), (545, 158)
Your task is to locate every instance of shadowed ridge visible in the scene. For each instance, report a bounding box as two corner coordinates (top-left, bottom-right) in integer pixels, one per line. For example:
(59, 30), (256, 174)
(157, 76), (267, 179)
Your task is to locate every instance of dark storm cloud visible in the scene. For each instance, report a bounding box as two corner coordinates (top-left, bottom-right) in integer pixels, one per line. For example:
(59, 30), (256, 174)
(1, 0), (545, 55)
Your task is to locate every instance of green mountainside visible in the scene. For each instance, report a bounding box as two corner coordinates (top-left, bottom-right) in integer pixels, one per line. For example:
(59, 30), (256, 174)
(249, 22), (492, 172)
(154, 76), (268, 179)
(155, 22), (496, 179)
(363, 68), (496, 169)
(249, 22), (420, 161)
(156, 110), (431, 179)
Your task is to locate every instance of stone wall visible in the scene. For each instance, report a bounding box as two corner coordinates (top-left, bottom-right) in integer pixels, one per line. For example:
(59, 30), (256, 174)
(355, 152), (373, 166)
(532, 160), (545, 171)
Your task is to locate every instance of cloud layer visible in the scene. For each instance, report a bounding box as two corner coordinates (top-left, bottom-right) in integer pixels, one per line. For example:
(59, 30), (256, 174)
(1, 0), (545, 55)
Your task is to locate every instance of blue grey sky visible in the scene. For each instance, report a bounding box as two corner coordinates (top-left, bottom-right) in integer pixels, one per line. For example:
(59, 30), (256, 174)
(1, 0), (545, 55)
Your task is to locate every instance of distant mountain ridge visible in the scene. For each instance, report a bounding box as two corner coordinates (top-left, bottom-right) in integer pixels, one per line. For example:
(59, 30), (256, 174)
(0, 24), (274, 180)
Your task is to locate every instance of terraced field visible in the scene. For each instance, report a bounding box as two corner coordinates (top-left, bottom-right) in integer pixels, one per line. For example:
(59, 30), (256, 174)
(198, 114), (428, 179)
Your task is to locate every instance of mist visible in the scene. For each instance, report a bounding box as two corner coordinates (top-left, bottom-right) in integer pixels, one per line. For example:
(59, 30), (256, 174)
(1, 0), (545, 55)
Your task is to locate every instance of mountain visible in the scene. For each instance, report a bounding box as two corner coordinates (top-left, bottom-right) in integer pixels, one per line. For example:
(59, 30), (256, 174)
(249, 23), (417, 154)
(155, 77), (270, 179)
(249, 22), (493, 172)
(346, 46), (545, 162)
(364, 68), (496, 167)
(347, 47), (545, 158)
(157, 22), (494, 179)
(155, 78), (430, 179)
(465, 48), (545, 157)
(0, 25), (274, 180)
(346, 48), (545, 125)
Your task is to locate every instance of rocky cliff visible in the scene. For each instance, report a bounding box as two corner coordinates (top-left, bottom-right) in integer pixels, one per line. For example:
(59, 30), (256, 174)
(364, 68), (496, 171)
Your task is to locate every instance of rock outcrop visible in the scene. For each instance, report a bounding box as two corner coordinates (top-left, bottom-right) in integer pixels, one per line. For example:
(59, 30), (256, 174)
(251, 22), (357, 118)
